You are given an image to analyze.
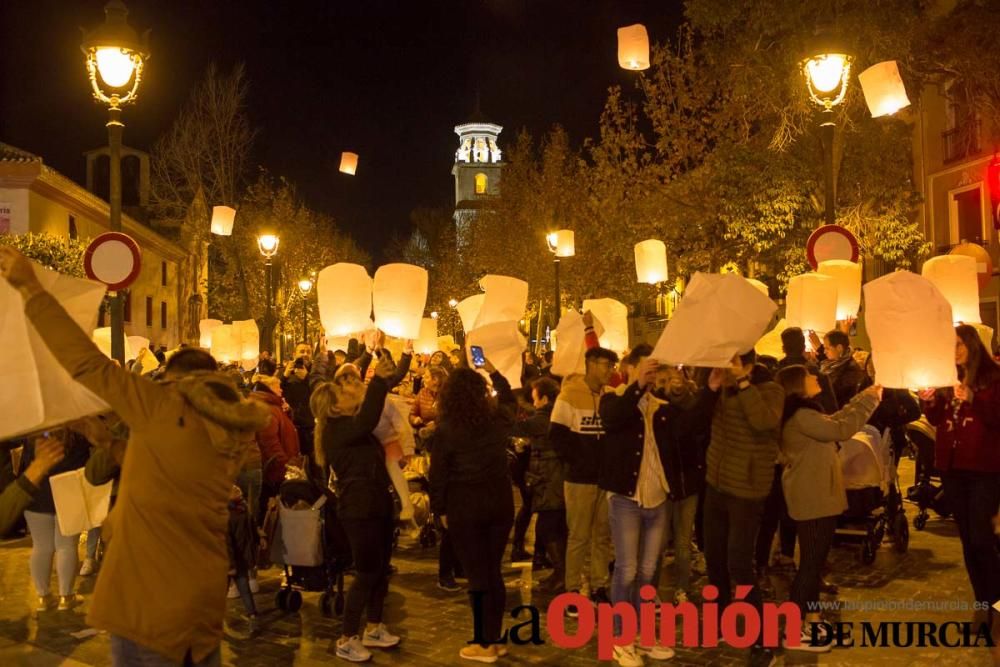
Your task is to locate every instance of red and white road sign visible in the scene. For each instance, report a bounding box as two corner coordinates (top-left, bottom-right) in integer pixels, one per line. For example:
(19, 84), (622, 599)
(84, 232), (142, 291)
(806, 224), (860, 270)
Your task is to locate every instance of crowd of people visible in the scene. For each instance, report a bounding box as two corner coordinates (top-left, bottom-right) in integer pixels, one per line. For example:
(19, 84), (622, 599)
(1, 245), (999, 667)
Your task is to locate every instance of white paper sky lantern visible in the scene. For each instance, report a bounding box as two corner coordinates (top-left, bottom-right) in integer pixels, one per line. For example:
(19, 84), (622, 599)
(317, 264), (373, 336)
(233, 320), (260, 370)
(818, 259), (862, 320)
(785, 273), (838, 333)
(339, 151), (359, 175)
(858, 60), (910, 118)
(415, 318), (439, 355)
(634, 239), (668, 284)
(210, 206), (236, 236)
(126, 336), (149, 362)
(199, 319), (223, 349)
(864, 271), (958, 389)
(583, 298), (629, 353)
(92, 328), (135, 362)
(617, 24), (650, 71)
(474, 275), (528, 330)
(457, 294), (486, 334)
(746, 278), (769, 297)
(551, 229), (575, 258)
(210, 324), (237, 363)
(373, 263), (428, 339)
(922, 255), (981, 324)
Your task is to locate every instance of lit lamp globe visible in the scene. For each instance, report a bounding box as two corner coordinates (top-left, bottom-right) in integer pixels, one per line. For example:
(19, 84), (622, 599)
(634, 239), (668, 284)
(298, 278), (314, 296)
(801, 32), (852, 110)
(547, 230), (575, 258)
(257, 233), (279, 258)
(81, 0), (150, 106)
(617, 24), (650, 71)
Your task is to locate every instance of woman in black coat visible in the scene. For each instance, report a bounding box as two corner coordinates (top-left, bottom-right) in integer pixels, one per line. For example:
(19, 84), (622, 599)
(429, 359), (516, 663)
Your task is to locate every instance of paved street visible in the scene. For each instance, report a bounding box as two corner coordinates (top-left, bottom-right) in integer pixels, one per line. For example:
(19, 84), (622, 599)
(0, 458), (996, 666)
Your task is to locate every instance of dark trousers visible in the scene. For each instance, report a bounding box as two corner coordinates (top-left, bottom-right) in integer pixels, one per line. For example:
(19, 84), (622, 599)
(755, 465), (796, 568)
(694, 486), (706, 552)
(942, 471), (1000, 607)
(340, 515), (395, 637)
(703, 485), (765, 615)
(448, 482), (515, 646)
(789, 516), (837, 613)
(534, 508), (568, 555)
(438, 527), (462, 579)
(510, 450), (533, 549)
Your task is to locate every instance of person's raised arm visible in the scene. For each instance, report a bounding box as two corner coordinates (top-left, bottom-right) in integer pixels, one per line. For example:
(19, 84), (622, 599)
(795, 386), (881, 442)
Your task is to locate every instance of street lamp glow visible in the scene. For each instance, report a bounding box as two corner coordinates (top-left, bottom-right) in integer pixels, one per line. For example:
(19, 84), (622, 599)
(802, 51), (852, 109)
(547, 229), (575, 257)
(95, 47), (137, 87)
(298, 278), (314, 296)
(430, 311), (439, 319)
(448, 298), (458, 308)
(257, 234), (279, 258)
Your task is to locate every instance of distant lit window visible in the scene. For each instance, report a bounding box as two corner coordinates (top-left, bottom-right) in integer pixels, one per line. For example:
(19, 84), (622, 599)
(475, 173), (488, 195)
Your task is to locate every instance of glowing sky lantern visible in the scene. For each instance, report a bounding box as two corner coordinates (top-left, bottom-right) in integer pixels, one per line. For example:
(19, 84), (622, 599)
(339, 151), (359, 175)
(232, 320), (260, 370)
(126, 336), (149, 362)
(634, 240), (668, 284)
(210, 324), (237, 364)
(617, 24), (650, 71)
(415, 318), (439, 355)
(457, 294), (486, 334)
(858, 60), (910, 118)
(922, 255), (981, 324)
(474, 275), (528, 330)
(210, 206), (235, 236)
(199, 319), (223, 349)
(817, 259), (862, 320)
(373, 264), (428, 339)
(582, 298), (629, 353)
(93, 327), (134, 361)
(864, 271), (958, 389)
(317, 264), (373, 336)
(785, 273), (838, 333)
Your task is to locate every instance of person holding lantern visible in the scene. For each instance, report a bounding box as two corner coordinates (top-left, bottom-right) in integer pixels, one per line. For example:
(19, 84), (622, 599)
(809, 328), (871, 410)
(919, 324), (1000, 636)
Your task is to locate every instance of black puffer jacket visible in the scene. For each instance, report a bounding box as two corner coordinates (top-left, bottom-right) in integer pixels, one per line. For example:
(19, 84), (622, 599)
(517, 403), (565, 512)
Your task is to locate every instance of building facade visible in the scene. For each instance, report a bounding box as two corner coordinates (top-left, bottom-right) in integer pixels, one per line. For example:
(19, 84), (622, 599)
(0, 142), (186, 350)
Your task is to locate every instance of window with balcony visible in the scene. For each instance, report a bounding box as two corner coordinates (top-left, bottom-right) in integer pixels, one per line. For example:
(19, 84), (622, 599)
(942, 81), (981, 163)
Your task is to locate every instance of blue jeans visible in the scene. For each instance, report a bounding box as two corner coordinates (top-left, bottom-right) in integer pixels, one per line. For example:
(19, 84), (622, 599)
(110, 635), (220, 666)
(608, 493), (668, 633)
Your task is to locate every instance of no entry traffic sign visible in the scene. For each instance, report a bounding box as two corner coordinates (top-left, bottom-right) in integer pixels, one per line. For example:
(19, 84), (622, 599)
(806, 224), (859, 270)
(84, 232), (142, 291)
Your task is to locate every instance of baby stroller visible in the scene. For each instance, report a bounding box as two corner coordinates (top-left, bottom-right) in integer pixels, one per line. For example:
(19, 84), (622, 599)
(403, 452), (437, 548)
(269, 477), (352, 616)
(833, 426), (909, 564)
(904, 417), (950, 530)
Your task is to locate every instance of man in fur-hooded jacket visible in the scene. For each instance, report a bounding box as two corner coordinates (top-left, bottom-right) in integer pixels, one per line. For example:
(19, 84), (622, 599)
(1, 247), (271, 667)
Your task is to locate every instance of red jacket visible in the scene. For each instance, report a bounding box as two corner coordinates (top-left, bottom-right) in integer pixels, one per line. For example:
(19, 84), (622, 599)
(251, 390), (301, 485)
(922, 380), (1000, 474)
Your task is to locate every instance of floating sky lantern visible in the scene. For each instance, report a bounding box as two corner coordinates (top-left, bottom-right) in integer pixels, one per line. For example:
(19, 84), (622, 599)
(582, 298), (629, 353)
(634, 239), (668, 284)
(475, 275), (529, 330)
(786, 273), (838, 333)
(339, 151), (359, 175)
(922, 254), (981, 324)
(317, 264), (373, 336)
(373, 263), (428, 339)
(210, 206), (236, 236)
(617, 24), (650, 71)
(818, 259), (862, 320)
(858, 60), (911, 118)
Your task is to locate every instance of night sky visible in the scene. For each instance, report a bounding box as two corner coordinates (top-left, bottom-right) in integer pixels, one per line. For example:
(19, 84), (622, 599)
(1, 0), (680, 258)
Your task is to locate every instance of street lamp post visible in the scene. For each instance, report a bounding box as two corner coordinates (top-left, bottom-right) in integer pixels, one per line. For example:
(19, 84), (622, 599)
(82, 0), (149, 364)
(802, 33), (852, 228)
(257, 234), (279, 355)
(546, 230), (575, 329)
(297, 278), (313, 343)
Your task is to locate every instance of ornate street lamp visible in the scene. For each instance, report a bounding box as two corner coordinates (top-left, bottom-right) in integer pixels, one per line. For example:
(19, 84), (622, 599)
(546, 229), (575, 327)
(801, 30), (852, 228)
(81, 0), (149, 364)
(257, 234), (279, 354)
(297, 277), (313, 343)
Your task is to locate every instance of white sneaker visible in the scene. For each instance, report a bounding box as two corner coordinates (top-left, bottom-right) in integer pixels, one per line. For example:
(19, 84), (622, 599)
(336, 635), (372, 662)
(227, 581), (240, 599)
(637, 641), (675, 660)
(787, 627), (832, 653)
(362, 623), (400, 648)
(249, 577), (260, 594)
(613, 644), (644, 667)
(79, 558), (96, 576)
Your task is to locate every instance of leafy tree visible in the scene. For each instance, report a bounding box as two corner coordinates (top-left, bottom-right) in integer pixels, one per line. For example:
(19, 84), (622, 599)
(0, 232), (87, 277)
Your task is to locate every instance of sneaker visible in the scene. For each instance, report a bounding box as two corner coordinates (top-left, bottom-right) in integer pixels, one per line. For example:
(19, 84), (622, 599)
(636, 641), (674, 660)
(35, 595), (55, 612)
(673, 590), (689, 605)
(771, 554), (796, 570)
(227, 581), (240, 599)
(362, 623), (401, 648)
(249, 577), (260, 594)
(613, 644), (644, 667)
(336, 636), (372, 663)
(79, 558), (96, 576)
(459, 644), (499, 663)
(787, 626), (832, 653)
(438, 577), (462, 593)
(747, 646), (776, 667)
(565, 590), (582, 618)
(58, 594), (84, 611)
